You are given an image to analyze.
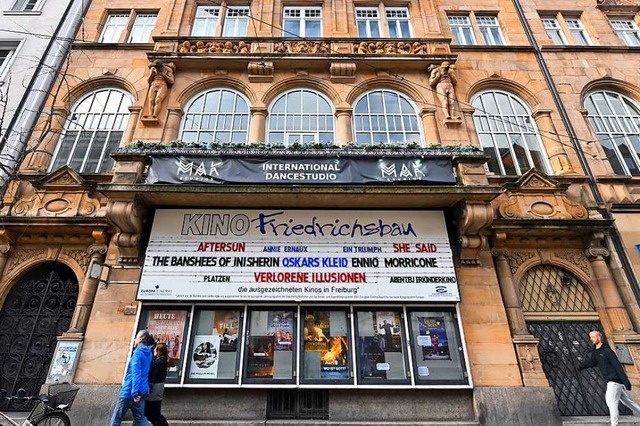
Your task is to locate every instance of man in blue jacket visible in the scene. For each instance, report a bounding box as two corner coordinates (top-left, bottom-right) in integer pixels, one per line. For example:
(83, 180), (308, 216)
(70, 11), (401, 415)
(110, 329), (155, 426)
(578, 330), (640, 425)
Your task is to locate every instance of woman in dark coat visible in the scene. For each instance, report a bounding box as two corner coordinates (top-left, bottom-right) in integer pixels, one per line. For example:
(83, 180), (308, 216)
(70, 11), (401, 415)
(145, 343), (169, 426)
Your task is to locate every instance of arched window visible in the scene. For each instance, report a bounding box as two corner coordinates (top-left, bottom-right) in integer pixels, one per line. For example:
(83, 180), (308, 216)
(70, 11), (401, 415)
(51, 88), (132, 173)
(472, 91), (550, 175)
(180, 89), (250, 144)
(353, 90), (422, 145)
(268, 89), (334, 145)
(584, 91), (640, 176)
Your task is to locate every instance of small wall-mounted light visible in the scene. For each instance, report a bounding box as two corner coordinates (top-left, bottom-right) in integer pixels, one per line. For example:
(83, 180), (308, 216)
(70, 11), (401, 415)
(89, 262), (103, 280)
(561, 274), (572, 287)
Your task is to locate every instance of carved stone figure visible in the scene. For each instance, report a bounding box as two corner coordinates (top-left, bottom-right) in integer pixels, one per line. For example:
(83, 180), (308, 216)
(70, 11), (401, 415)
(428, 61), (460, 119)
(146, 60), (175, 118)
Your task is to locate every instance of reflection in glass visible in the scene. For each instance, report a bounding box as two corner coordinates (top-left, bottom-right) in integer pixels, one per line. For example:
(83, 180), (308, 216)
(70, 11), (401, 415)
(356, 310), (408, 382)
(187, 309), (241, 381)
(302, 310), (351, 382)
(245, 310), (295, 382)
(409, 310), (466, 384)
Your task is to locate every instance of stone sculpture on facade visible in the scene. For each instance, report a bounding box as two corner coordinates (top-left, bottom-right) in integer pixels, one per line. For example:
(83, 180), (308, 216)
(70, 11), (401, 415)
(354, 41), (430, 55)
(428, 61), (460, 120)
(146, 60), (175, 119)
(178, 40), (250, 53)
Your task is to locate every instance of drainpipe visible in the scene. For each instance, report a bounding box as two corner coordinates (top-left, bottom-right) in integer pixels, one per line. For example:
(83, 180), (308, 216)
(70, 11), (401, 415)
(510, 0), (640, 302)
(0, 0), (90, 188)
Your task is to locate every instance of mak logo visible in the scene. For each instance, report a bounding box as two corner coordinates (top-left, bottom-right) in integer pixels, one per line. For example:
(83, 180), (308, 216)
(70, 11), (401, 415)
(380, 162), (427, 179)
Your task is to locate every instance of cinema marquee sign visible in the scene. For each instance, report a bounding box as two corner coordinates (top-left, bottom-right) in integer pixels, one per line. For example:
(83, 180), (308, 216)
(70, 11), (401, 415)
(138, 210), (460, 302)
(146, 156), (456, 185)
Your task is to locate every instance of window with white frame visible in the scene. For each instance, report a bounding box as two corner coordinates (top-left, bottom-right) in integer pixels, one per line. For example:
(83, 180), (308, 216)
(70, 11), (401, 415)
(353, 90), (422, 145)
(99, 14), (129, 43)
(180, 89), (250, 145)
(0, 41), (21, 81)
(127, 13), (157, 43)
(476, 16), (505, 45)
(268, 89), (334, 146)
(192, 6), (220, 36)
(283, 7), (322, 38)
(472, 91), (550, 175)
(585, 91), (640, 176)
(222, 6), (250, 37)
(355, 8), (381, 38)
(51, 88), (132, 173)
(448, 15), (476, 45)
(610, 18), (640, 46)
(542, 18), (567, 45)
(566, 18), (591, 45)
(10, 0), (39, 11)
(386, 8), (411, 38)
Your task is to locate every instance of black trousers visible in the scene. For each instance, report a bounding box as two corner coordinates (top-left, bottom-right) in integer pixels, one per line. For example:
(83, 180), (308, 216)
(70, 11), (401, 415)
(144, 400), (169, 426)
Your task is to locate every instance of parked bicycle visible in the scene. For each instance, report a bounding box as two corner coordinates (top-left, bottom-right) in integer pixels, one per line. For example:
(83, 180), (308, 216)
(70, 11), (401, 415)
(0, 383), (79, 426)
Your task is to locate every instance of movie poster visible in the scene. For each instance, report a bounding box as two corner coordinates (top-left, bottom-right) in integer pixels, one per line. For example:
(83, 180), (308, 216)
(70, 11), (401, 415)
(417, 317), (451, 360)
(213, 310), (240, 352)
(189, 335), (221, 379)
(47, 341), (82, 383)
(146, 310), (188, 372)
(359, 336), (387, 379)
(246, 336), (275, 378)
(375, 311), (402, 352)
(303, 311), (349, 380)
(268, 311), (294, 351)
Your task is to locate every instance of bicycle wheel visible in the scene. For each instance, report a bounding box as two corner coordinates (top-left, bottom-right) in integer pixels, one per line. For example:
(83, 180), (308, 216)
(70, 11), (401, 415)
(31, 412), (71, 426)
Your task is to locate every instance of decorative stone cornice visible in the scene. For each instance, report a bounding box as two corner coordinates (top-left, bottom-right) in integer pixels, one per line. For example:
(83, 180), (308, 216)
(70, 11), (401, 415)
(6, 167), (104, 218)
(456, 201), (494, 266)
(496, 169), (588, 220)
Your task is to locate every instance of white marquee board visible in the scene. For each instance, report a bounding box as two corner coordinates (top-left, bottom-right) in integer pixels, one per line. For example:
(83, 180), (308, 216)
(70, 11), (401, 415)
(138, 210), (459, 301)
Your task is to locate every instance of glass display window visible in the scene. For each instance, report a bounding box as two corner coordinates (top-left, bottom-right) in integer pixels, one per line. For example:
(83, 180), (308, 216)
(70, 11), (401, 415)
(301, 308), (353, 384)
(243, 309), (297, 384)
(138, 307), (191, 383)
(355, 309), (410, 384)
(185, 308), (243, 384)
(407, 308), (468, 385)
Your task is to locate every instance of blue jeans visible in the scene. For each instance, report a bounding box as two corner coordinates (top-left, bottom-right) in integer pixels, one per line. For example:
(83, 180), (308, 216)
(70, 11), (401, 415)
(110, 397), (149, 426)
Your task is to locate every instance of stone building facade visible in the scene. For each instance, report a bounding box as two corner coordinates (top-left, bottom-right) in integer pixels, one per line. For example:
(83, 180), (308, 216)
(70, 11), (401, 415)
(1, 0), (640, 424)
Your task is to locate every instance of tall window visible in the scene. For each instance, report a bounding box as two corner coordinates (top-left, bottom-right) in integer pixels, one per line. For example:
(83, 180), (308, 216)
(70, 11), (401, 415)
(192, 6), (220, 36)
(127, 13), (157, 43)
(51, 89), (132, 173)
(353, 90), (421, 145)
(10, 0), (39, 11)
(222, 7), (250, 37)
(472, 91), (550, 175)
(585, 91), (640, 176)
(566, 18), (591, 46)
(100, 14), (129, 43)
(386, 8), (411, 38)
(542, 18), (567, 45)
(476, 16), (505, 45)
(610, 18), (640, 46)
(283, 7), (322, 37)
(268, 89), (334, 146)
(448, 16), (476, 45)
(0, 41), (21, 81)
(356, 8), (381, 38)
(180, 89), (250, 144)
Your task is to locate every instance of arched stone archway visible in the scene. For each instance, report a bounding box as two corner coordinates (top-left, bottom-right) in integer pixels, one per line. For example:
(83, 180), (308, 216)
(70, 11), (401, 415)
(0, 262), (78, 409)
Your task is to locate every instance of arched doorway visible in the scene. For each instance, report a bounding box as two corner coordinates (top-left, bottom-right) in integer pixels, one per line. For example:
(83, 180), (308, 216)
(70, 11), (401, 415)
(521, 265), (611, 416)
(0, 263), (79, 409)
